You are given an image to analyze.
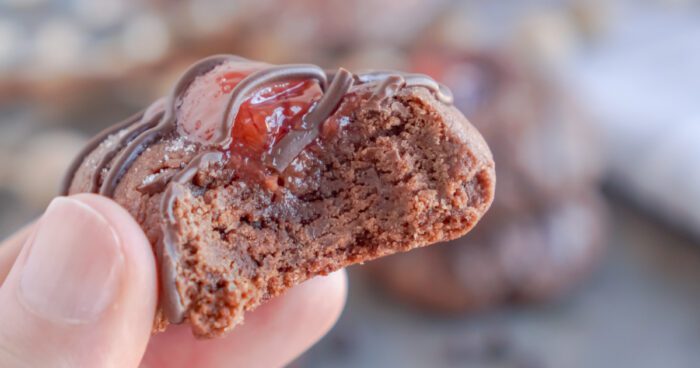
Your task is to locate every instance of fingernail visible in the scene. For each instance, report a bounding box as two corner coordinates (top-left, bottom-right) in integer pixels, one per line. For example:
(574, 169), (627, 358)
(19, 197), (124, 324)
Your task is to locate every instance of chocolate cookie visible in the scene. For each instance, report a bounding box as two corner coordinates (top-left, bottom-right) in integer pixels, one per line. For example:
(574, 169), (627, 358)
(370, 51), (606, 312)
(373, 194), (606, 312)
(62, 55), (495, 337)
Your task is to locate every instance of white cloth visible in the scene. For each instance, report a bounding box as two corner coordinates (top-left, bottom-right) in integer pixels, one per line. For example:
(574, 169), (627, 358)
(573, 4), (700, 238)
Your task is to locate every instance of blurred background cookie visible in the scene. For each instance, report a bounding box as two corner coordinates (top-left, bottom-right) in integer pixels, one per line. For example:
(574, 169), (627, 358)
(370, 50), (608, 312)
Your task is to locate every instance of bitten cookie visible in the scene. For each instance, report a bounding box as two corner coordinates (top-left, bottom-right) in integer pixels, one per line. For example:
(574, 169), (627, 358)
(62, 55), (496, 337)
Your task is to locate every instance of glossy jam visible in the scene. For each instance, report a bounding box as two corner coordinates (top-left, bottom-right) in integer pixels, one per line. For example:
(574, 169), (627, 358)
(230, 78), (323, 158)
(177, 60), (324, 187)
(178, 61), (323, 150)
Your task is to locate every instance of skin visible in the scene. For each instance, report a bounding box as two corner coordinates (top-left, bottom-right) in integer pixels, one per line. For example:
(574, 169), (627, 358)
(0, 194), (347, 368)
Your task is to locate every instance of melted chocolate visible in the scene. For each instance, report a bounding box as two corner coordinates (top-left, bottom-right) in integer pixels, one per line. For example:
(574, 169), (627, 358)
(136, 170), (177, 195)
(100, 55), (237, 197)
(356, 70), (454, 104)
(267, 68), (354, 171)
(61, 54), (454, 324)
(90, 101), (166, 193)
(60, 109), (143, 195)
(160, 150), (225, 323)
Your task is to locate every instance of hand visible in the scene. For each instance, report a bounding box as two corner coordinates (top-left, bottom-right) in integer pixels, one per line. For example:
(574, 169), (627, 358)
(0, 194), (347, 367)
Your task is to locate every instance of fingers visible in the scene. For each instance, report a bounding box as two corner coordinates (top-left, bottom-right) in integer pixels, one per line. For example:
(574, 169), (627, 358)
(0, 195), (348, 368)
(0, 194), (158, 368)
(0, 223), (34, 286)
(141, 270), (347, 368)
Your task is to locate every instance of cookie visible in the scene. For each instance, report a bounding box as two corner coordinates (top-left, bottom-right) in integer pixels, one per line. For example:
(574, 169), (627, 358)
(372, 193), (606, 312)
(62, 55), (496, 337)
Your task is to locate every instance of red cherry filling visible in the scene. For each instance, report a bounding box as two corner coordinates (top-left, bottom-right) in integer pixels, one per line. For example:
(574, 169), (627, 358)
(230, 79), (322, 158)
(178, 61), (324, 188)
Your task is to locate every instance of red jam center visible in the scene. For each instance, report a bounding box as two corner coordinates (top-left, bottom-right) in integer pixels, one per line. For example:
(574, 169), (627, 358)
(178, 61), (323, 170)
(231, 78), (322, 158)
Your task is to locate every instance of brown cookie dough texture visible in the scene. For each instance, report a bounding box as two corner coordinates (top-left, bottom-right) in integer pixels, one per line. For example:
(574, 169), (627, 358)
(370, 51), (607, 313)
(63, 55), (495, 337)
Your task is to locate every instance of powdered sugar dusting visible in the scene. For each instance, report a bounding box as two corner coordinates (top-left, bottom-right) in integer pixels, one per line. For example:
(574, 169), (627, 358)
(165, 136), (197, 154)
(102, 128), (129, 150)
(83, 128), (130, 172)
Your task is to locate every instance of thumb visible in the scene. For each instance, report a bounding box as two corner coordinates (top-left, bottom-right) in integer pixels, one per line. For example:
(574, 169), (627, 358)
(0, 194), (157, 368)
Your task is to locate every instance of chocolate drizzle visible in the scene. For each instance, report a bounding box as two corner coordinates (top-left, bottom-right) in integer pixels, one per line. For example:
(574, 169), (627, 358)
(99, 55), (237, 197)
(267, 68), (354, 171)
(89, 100), (166, 193)
(60, 109), (143, 195)
(160, 150), (225, 323)
(136, 170), (176, 195)
(60, 54), (454, 324)
(357, 70), (454, 104)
